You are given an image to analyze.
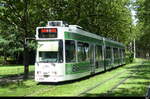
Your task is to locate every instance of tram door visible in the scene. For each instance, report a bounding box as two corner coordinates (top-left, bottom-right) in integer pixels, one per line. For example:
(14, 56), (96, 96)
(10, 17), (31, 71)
(89, 44), (95, 74)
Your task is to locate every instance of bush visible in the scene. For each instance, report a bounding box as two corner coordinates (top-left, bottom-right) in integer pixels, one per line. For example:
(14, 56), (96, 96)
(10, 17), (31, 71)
(0, 57), (3, 65)
(125, 51), (134, 64)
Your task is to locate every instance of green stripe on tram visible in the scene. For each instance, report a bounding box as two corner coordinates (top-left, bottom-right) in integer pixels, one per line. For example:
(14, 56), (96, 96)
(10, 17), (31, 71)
(65, 62), (91, 74)
(64, 32), (124, 48)
(64, 32), (103, 45)
(64, 32), (125, 74)
(105, 41), (125, 48)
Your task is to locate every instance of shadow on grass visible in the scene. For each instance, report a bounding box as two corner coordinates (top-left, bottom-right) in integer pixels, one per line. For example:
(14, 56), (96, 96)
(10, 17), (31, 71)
(103, 86), (147, 96)
(81, 86), (147, 97)
(107, 62), (150, 97)
(0, 72), (34, 88)
(80, 91), (145, 97)
(80, 60), (150, 97)
(0, 80), (31, 90)
(112, 62), (150, 96)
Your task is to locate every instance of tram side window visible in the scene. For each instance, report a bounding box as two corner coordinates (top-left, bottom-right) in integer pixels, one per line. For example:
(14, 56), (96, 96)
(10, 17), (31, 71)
(118, 48), (120, 58)
(95, 45), (102, 61)
(122, 49), (125, 58)
(77, 42), (89, 62)
(65, 40), (76, 63)
(120, 49), (123, 58)
(119, 48), (122, 58)
(106, 47), (111, 59)
(113, 48), (118, 58)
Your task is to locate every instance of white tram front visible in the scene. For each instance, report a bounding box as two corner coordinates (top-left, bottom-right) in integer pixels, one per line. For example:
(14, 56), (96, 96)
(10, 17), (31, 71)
(35, 21), (69, 82)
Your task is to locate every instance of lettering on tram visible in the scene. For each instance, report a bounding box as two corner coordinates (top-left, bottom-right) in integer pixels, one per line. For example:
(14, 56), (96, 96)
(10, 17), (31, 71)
(38, 28), (57, 38)
(35, 21), (126, 82)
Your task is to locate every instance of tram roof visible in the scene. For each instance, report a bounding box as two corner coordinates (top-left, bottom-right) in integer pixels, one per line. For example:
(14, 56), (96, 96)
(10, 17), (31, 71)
(36, 21), (125, 48)
(68, 25), (125, 48)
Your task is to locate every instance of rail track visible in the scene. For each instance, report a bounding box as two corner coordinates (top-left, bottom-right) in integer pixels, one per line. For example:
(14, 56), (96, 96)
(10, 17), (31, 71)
(77, 69), (127, 96)
(0, 66), (135, 96)
(25, 86), (56, 96)
(78, 62), (143, 97)
(100, 72), (137, 96)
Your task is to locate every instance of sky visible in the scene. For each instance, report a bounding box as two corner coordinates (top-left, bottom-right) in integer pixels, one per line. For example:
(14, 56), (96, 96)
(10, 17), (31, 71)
(131, 0), (138, 25)
(131, 9), (138, 25)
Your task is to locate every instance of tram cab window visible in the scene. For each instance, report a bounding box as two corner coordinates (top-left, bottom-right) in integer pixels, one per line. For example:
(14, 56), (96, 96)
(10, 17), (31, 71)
(106, 47), (111, 59)
(39, 52), (58, 62)
(77, 42), (89, 62)
(38, 40), (63, 63)
(65, 40), (76, 63)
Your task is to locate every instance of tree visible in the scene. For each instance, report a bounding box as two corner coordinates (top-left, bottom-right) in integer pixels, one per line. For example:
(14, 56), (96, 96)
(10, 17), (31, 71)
(0, 0), (42, 78)
(134, 0), (150, 58)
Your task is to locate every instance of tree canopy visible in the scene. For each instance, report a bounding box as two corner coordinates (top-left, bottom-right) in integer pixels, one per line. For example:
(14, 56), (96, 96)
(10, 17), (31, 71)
(0, 0), (139, 63)
(133, 0), (150, 58)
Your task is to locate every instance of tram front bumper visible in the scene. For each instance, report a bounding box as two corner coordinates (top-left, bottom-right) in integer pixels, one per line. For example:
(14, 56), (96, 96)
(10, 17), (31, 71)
(35, 75), (65, 82)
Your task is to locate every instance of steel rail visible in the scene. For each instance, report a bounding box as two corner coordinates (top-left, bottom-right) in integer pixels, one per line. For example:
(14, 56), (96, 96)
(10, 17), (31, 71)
(78, 69), (127, 96)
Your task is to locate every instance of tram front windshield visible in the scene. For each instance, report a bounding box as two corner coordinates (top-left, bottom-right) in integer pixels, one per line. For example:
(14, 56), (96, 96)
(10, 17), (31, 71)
(38, 40), (63, 63)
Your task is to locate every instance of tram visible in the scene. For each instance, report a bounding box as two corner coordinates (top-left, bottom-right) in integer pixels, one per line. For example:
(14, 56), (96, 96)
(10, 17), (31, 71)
(35, 21), (125, 82)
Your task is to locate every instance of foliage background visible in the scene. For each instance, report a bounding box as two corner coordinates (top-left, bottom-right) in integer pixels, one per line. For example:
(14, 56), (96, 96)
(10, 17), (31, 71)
(0, 0), (149, 64)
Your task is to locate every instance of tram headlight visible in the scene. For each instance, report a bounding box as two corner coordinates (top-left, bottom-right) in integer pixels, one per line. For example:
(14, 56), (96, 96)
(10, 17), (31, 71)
(51, 63), (55, 67)
(37, 71), (41, 74)
(37, 71), (39, 74)
(52, 71), (57, 75)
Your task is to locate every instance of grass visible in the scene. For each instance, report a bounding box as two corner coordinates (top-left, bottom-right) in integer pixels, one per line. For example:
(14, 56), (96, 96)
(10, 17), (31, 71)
(0, 65), (34, 78)
(82, 58), (150, 97)
(0, 58), (149, 97)
(108, 59), (150, 96)
(83, 70), (131, 96)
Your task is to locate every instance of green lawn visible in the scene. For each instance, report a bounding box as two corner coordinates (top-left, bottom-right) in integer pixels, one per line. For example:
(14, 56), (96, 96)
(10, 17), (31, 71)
(107, 59), (150, 96)
(0, 58), (149, 97)
(0, 65), (34, 78)
(84, 58), (150, 97)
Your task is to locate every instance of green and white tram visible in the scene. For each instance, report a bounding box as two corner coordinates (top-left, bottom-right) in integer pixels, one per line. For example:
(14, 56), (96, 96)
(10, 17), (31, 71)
(35, 21), (125, 82)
